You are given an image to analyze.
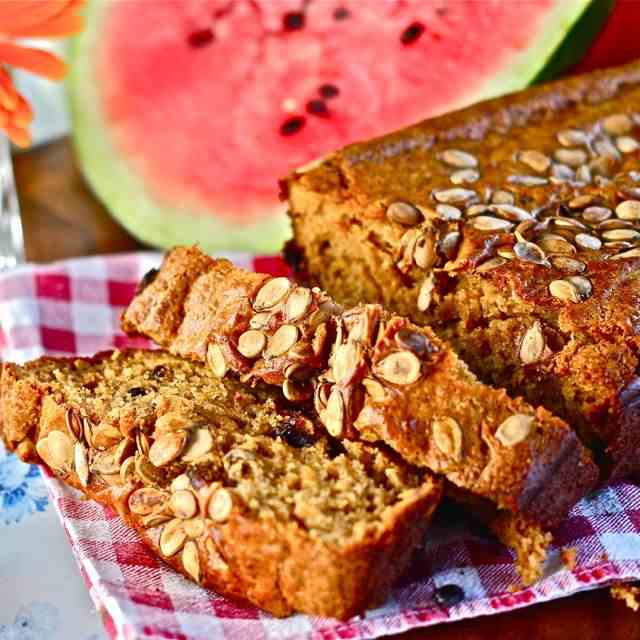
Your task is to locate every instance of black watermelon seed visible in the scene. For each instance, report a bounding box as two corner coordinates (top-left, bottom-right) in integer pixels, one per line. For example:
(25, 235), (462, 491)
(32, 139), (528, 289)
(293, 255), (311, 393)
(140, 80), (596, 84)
(187, 28), (214, 48)
(400, 21), (425, 45)
(283, 11), (305, 31)
(333, 7), (350, 20)
(319, 83), (340, 99)
(278, 424), (315, 448)
(434, 584), (465, 607)
(280, 116), (306, 136)
(151, 365), (168, 380)
(128, 387), (148, 398)
(306, 99), (328, 116)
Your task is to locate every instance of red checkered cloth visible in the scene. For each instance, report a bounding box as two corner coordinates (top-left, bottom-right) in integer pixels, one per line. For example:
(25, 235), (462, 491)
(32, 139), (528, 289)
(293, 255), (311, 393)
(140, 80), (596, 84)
(2, 252), (640, 640)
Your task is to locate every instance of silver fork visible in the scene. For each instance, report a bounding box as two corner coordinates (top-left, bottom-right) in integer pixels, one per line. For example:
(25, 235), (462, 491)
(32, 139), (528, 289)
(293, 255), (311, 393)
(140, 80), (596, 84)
(0, 135), (25, 271)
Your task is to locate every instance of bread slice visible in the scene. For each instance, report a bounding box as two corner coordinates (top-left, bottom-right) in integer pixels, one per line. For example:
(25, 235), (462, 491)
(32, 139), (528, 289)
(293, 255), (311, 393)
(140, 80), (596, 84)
(122, 246), (599, 582)
(0, 349), (440, 619)
(284, 59), (640, 481)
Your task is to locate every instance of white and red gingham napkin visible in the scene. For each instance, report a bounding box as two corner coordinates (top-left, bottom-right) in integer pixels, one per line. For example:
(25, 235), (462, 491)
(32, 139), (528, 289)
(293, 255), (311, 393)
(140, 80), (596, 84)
(2, 252), (640, 640)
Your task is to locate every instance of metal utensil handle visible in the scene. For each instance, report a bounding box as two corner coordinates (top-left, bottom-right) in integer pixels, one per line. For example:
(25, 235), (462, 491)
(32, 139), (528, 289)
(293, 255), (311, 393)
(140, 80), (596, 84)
(0, 134), (25, 270)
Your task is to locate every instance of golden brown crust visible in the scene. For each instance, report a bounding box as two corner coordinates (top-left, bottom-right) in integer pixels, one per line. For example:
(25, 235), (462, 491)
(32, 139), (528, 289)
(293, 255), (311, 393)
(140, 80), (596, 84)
(122, 247), (598, 528)
(284, 60), (640, 479)
(0, 349), (440, 619)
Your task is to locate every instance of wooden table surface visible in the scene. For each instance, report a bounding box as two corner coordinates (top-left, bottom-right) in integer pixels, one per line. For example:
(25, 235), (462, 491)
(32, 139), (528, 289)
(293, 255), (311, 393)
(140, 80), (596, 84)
(13, 138), (640, 639)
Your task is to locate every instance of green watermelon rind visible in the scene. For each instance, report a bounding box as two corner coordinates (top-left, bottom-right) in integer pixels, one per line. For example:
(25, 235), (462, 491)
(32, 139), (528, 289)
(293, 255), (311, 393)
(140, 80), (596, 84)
(68, 0), (290, 255)
(69, 0), (603, 255)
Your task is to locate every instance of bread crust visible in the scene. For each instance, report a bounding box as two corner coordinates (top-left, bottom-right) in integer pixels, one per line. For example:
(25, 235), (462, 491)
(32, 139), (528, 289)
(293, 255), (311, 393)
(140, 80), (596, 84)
(122, 247), (598, 529)
(0, 350), (440, 619)
(284, 59), (640, 480)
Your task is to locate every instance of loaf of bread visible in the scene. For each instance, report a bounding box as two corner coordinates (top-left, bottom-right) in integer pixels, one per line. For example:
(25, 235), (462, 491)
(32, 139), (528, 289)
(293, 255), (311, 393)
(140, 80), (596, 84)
(284, 60), (640, 481)
(0, 349), (441, 619)
(123, 246), (599, 582)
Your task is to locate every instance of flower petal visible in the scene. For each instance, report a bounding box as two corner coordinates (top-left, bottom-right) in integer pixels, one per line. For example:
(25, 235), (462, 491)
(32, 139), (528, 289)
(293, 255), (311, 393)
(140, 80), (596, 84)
(0, 0), (73, 35)
(0, 43), (66, 80)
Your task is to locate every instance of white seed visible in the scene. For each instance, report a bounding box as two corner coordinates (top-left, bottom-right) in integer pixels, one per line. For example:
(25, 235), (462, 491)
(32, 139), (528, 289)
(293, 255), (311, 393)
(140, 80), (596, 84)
(450, 168), (479, 184)
(435, 204), (462, 220)
(582, 206), (612, 223)
(149, 430), (189, 467)
(182, 540), (201, 582)
(508, 175), (548, 187)
(551, 163), (575, 181)
(265, 324), (299, 358)
(514, 241), (548, 265)
(129, 488), (167, 515)
(575, 233), (602, 251)
(602, 228), (640, 241)
(610, 248), (640, 260)
(549, 279), (581, 303)
(74, 442), (89, 487)
(332, 341), (361, 385)
(373, 351), (421, 385)
(616, 200), (640, 221)
(550, 256), (586, 273)
(469, 215), (513, 232)
(519, 322), (545, 364)
(489, 204), (532, 222)
(46, 431), (74, 471)
(171, 474), (191, 492)
(602, 113), (632, 136)
(237, 329), (267, 359)
(491, 190), (515, 205)
(476, 257), (507, 272)
(181, 428), (214, 462)
(593, 137), (620, 159)
(207, 343), (227, 377)
(363, 377), (387, 402)
(387, 201), (423, 226)
(323, 388), (345, 438)
(568, 194), (595, 210)
(538, 235), (576, 256)
(253, 277), (291, 311)
(413, 233), (437, 269)
(417, 273), (435, 312)
(208, 488), (234, 523)
(432, 417), (463, 460)
(554, 148), (587, 167)
(284, 287), (312, 321)
(576, 164), (592, 184)
(439, 149), (478, 169)
(557, 129), (588, 147)
(249, 312), (271, 330)
(170, 490), (198, 520)
(160, 519), (187, 557)
(616, 136), (639, 153)
(433, 188), (477, 205)
(495, 414), (534, 447)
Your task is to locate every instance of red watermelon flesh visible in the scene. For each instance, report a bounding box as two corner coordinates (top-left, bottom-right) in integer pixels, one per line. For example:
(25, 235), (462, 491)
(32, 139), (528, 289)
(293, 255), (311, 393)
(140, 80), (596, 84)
(71, 0), (601, 252)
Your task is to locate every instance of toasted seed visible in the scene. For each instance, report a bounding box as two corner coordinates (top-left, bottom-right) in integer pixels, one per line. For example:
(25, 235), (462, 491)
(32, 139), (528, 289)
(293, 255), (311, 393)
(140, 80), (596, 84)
(551, 216), (586, 230)
(155, 412), (192, 435)
(135, 454), (163, 486)
(182, 428), (214, 462)
(604, 241), (633, 251)
(517, 150), (550, 174)
(508, 175), (548, 187)
(284, 287), (312, 321)
(574, 233), (602, 250)
(387, 201), (423, 226)
(469, 215), (513, 232)
(538, 234), (576, 255)
(120, 456), (136, 483)
(323, 388), (345, 437)
(141, 512), (172, 528)
(557, 129), (588, 147)
(550, 256), (586, 273)
(514, 240), (548, 265)
(65, 408), (83, 441)
(92, 422), (122, 450)
(450, 168), (479, 184)
(629, 170), (640, 182)
(82, 417), (95, 449)
(135, 432), (150, 457)
(435, 204), (462, 220)
(49, 430), (75, 470)
(476, 257), (507, 272)
(549, 276), (592, 302)
(466, 203), (490, 217)
(610, 247), (640, 260)
(495, 414), (534, 447)
(205, 538), (229, 572)
(616, 136), (639, 153)
(207, 343), (227, 377)
(602, 228), (640, 241)
(567, 275), (593, 301)
(149, 430), (189, 467)
(115, 438), (134, 467)
(160, 519), (187, 556)
(417, 273), (435, 312)
(170, 490), (198, 520)
(514, 219), (538, 243)
(621, 187), (640, 200)
(253, 277), (291, 311)
(265, 324), (299, 358)
(432, 417), (463, 460)
(171, 474), (191, 492)
(598, 218), (635, 231)
(249, 312), (271, 330)
(282, 379), (311, 402)
(491, 190), (515, 205)
(182, 540), (201, 582)
(413, 233), (437, 269)
(439, 149), (478, 169)
(519, 321), (545, 364)
(440, 232), (462, 261)
(333, 342), (361, 385)
(583, 206), (612, 223)
(490, 204), (532, 222)
(497, 247), (516, 260)
(74, 442), (89, 487)
(433, 188), (477, 205)
(91, 446), (121, 475)
(237, 330), (267, 359)
(603, 113), (632, 136)
(589, 155), (614, 177)
(183, 517), (205, 539)
(374, 351), (421, 385)
(616, 200), (640, 221)
(576, 164), (592, 184)
(362, 377), (387, 402)
(569, 194), (595, 210)
(129, 488), (167, 515)
(551, 163), (575, 181)
(554, 148), (587, 167)
(208, 488), (234, 523)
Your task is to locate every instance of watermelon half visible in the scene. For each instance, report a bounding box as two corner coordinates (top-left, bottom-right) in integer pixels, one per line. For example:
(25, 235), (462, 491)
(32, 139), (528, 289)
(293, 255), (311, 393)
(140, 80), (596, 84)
(69, 0), (611, 254)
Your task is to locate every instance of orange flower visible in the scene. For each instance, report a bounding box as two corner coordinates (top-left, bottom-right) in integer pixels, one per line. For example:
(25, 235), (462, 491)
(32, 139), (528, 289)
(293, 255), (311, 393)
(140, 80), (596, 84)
(0, 0), (85, 147)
